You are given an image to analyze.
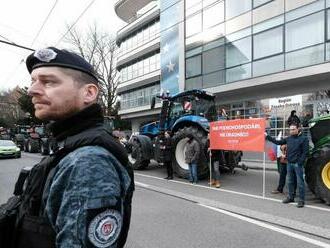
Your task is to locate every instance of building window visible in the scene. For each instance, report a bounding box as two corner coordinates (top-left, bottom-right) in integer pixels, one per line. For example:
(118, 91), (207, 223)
(203, 1), (224, 30)
(286, 44), (324, 70)
(186, 55), (202, 78)
(120, 84), (160, 110)
(253, 0), (272, 8)
(253, 15), (284, 34)
(286, 0), (324, 22)
(202, 45), (225, 73)
(327, 9), (330, 40)
(285, 11), (324, 52)
(120, 53), (160, 82)
(203, 0), (219, 8)
(326, 42), (330, 61)
(203, 70), (225, 88)
(226, 63), (251, 82)
(149, 54), (157, 72)
(226, 36), (252, 68)
(253, 54), (284, 77)
(186, 12), (202, 37)
(185, 0), (202, 17)
(226, 0), (251, 20)
(186, 76), (202, 90)
(253, 26), (283, 60)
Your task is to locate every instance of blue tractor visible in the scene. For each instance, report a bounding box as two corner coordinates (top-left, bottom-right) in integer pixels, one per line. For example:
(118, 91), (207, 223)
(128, 89), (242, 178)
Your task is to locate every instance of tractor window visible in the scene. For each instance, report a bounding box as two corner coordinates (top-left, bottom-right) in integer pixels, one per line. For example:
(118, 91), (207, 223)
(169, 102), (184, 118)
(169, 95), (216, 121)
(194, 98), (217, 121)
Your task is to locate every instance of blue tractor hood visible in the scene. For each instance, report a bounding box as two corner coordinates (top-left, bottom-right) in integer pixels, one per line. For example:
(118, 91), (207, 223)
(172, 115), (210, 132)
(140, 121), (160, 137)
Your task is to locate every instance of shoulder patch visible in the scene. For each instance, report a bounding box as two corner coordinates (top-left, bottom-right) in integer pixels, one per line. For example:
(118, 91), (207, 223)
(88, 209), (122, 247)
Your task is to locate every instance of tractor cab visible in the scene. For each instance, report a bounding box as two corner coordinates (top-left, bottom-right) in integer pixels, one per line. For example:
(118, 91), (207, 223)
(167, 90), (217, 124)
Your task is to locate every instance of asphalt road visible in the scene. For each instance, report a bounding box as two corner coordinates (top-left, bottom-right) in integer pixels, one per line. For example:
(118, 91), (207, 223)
(125, 187), (329, 248)
(1, 153), (330, 248)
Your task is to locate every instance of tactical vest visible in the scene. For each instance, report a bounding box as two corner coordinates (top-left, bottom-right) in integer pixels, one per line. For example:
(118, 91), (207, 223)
(14, 125), (134, 248)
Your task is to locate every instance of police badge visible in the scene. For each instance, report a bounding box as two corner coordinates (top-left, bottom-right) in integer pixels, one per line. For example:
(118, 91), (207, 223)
(34, 48), (57, 62)
(88, 209), (122, 247)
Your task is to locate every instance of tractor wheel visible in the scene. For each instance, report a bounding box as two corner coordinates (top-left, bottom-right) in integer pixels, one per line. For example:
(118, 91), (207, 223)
(313, 144), (330, 204)
(305, 156), (317, 194)
(28, 139), (39, 153)
(172, 126), (208, 179)
(128, 139), (149, 170)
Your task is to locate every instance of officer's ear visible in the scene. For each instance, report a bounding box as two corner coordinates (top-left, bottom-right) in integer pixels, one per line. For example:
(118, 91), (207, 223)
(83, 83), (99, 104)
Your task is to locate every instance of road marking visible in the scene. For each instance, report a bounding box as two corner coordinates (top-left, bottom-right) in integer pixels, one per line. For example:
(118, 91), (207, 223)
(199, 204), (330, 248)
(135, 182), (150, 188)
(135, 173), (330, 213)
(135, 179), (330, 246)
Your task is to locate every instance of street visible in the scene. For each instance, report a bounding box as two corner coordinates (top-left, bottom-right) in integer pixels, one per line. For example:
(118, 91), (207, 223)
(1, 153), (330, 248)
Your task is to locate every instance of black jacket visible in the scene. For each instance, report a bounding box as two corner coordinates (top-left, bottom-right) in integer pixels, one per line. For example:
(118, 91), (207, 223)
(266, 133), (309, 165)
(161, 136), (172, 162)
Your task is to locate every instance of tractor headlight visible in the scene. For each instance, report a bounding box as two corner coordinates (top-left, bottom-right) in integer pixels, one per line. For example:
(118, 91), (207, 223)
(309, 122), (316, 128)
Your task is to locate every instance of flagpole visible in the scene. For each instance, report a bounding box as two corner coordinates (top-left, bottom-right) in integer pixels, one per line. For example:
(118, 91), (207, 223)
(263, 151), (266, 198)
(209, 150), (212, 187)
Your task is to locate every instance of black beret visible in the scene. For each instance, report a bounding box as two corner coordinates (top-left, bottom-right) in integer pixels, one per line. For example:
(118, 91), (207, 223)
(26, 47), (98, 82)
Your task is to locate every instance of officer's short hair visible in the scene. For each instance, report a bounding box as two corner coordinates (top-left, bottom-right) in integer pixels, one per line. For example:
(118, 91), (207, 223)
(61, 68), (98, 86)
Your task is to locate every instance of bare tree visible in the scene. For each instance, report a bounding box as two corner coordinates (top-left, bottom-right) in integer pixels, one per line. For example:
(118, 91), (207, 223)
(0, 87), (26, 127)
(64, 24), (119, 115)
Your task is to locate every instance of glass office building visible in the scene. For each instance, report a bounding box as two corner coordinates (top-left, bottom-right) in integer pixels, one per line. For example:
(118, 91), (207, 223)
(115, 0), (330, 131)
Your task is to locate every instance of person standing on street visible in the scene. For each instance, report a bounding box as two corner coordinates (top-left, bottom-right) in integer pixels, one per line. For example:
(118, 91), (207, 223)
(11, 47), (134, 248)
(266, 123), (308, 208)
(185, 134), (200, 184)
(271, 144), (297, 195)
(162, 131), (173, 180)
(287, 110), (300, 127)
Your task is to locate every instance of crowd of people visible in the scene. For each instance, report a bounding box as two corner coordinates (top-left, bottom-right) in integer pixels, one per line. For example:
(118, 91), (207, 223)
(160, 107), (310, 209)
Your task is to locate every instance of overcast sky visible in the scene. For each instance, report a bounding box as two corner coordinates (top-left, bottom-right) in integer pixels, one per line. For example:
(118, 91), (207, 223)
(0, 0), (125, 92)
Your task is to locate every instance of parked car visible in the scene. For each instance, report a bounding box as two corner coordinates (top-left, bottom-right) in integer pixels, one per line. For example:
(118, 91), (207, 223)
(0, 140), (21, 158)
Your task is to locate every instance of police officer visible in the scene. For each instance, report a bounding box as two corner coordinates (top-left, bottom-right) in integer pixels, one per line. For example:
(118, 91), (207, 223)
(14, 47), (133, 248)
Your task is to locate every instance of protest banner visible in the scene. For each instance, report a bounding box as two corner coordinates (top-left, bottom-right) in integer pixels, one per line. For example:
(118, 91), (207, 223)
(209, 118), (266, 152)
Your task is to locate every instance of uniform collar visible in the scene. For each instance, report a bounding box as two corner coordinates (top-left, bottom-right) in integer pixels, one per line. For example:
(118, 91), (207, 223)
(49, 104), (104, 141)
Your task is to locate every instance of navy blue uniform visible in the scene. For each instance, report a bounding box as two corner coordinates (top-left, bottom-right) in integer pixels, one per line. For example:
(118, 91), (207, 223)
(44, 146), (131, 247)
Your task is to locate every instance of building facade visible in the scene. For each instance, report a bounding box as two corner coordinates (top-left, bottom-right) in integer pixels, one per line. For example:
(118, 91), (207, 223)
(115, 0), (330, 132)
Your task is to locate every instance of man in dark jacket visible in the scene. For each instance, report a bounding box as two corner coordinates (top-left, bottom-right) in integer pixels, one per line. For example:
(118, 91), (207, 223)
(13, 47), (133, 247)
(162, 131), (173, 180)
(185, 134), (200, 184)
(266, 123), (309, 208)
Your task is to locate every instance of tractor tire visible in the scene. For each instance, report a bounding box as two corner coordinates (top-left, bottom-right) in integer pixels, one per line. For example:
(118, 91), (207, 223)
(172, 126), (208, 179)
(305, 155), (317, 194)
(128, 139), (150, 170)
(313, 144), (330, 204)
(28, 139), (39, 153)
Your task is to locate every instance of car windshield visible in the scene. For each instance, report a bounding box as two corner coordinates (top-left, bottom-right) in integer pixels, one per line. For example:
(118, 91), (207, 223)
(0, 140), (16, 146)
